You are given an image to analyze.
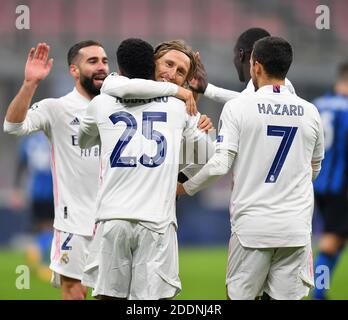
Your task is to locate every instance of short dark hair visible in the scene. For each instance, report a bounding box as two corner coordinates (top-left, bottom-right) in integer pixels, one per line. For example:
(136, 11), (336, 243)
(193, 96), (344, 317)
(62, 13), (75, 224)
(236, 27), (271, 53)
(337, 62), (348, 82)
(117, 38), (155, 80)
(67, 40), (104, 66)
(252, 36), (293, 79)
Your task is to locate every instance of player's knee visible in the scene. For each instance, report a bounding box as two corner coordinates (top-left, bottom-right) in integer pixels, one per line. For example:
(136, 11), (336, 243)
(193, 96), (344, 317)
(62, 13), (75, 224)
(61, 277), (87, 300)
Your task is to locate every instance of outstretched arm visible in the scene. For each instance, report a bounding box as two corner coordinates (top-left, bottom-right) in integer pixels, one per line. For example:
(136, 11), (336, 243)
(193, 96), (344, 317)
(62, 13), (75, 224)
(5, 43), (53, 124)
(189, 52), (240, 104)
(177, 149), (235, 196)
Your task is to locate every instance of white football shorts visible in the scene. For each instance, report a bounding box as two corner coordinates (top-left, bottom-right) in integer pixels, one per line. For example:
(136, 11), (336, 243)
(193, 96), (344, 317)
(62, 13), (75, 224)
(50, 228), (93, 287)
(226, 233), (314, 300)
(82, 220), (181, 300)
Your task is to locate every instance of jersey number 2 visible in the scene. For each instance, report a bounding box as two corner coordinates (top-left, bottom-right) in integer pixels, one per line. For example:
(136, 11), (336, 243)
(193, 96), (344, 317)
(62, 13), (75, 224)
(109, 111), (167, 168)
(265, 125), (298, 183)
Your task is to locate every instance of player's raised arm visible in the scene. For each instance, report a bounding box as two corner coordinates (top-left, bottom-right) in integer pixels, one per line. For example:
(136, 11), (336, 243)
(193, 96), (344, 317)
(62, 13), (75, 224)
(4, 43), (53, 124)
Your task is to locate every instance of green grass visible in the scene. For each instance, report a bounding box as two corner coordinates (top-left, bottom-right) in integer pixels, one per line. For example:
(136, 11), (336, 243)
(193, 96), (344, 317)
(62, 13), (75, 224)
(0, 246), (347, 300)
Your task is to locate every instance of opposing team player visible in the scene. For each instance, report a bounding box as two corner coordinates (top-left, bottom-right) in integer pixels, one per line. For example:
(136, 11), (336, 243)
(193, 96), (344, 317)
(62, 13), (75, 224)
(312, 62), (348, 299)
(177, 37), (324, 300)
(78, 38), (214, 300)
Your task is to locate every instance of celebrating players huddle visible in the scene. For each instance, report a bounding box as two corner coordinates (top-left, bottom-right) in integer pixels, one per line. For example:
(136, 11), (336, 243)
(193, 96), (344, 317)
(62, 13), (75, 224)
(3, 28), (324, 300)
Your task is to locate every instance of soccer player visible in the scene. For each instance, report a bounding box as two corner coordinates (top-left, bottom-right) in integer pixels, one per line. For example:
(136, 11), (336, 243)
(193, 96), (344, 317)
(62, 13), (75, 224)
(190, 27), (296, 103)
(177, 36), (325, 300)
(101, 39), (214, 180)
(101, 39), (213, 134)
(312, 62), (348, 300)
(3, 41), (109, 300)
(78, 38), (214, 300)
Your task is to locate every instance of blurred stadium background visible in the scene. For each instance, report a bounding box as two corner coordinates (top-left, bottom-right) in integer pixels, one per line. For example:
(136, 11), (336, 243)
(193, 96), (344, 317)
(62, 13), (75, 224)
(0, 0), (348, 299)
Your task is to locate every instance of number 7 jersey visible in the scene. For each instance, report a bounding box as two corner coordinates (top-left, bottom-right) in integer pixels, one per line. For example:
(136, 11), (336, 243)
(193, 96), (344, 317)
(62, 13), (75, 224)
(217, 85), (325, 248)
(79, 93), (211, 233)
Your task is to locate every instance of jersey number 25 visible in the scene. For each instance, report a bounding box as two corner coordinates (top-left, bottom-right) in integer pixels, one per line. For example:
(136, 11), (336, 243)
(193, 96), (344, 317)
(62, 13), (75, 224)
(109, 111), (167, 168)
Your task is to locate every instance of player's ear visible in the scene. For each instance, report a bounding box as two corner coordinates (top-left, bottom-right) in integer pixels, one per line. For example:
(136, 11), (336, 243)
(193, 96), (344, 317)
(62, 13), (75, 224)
(69, 64), (79, 80)
(254, 61), (263, 76)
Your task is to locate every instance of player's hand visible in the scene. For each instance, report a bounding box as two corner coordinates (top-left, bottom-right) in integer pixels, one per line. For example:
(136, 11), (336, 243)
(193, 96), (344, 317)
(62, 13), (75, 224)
(189, 52), (208, 94)
(198, 114), (214, 132)
(24, 43), (54, 85)
(176, 183), (187, 196)
(175, 87), (197, 116)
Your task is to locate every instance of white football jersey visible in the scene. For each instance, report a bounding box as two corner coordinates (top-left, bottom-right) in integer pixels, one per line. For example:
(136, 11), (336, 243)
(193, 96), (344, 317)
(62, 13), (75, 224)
(79, 94), (211, 233)
(4, 88), (100, 236)
(217, 85), (324, 248)
(244, 78), (296, 95)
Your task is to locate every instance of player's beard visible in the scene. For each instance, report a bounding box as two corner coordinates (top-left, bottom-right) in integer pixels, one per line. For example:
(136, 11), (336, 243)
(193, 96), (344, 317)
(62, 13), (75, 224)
(80, 72), (107, 97)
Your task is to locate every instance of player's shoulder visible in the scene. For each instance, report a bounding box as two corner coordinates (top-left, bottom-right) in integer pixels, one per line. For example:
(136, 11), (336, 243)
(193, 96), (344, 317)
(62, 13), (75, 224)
(289, 94), (319, 116)
(93, 92), (114, 103)
(166, 96), (185, 107)
(30, 96), (63, 112)
(223, 91), (254, 111)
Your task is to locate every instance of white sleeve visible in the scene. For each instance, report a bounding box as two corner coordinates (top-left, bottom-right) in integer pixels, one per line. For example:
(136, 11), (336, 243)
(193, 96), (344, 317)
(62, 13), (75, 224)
(312, 108), (325, 162)
(101, 73), (178, 99)
(3, 99), (54, 137)
(183, 150), (235, 195)
(215, 101), (240, 153)
(312, 160), (321, 181)
(78, 98), (100, 148)
(204, 83), (240, 104)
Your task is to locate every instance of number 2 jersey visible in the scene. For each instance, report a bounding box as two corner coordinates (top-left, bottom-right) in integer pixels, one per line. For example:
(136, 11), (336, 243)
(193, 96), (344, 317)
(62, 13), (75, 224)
(4, 88), (99, 236)
(217, 85), (324, 247)
(79, 93), (211, 233)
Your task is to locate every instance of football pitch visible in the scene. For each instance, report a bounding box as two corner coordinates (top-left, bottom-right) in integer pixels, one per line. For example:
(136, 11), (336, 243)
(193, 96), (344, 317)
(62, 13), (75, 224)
(0, 247), (347, 300)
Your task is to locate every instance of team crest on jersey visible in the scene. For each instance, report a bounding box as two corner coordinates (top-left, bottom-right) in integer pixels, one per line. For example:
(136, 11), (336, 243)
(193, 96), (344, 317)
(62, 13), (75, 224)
(70, 117), (80, 125)
(60, 253), (69, 264)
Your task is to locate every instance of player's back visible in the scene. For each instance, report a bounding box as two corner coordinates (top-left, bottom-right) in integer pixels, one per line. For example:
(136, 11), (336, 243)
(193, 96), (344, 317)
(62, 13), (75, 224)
(313, 93), (348, 194)
(92, 93), (195, 232)
(223, 85), (324, 247)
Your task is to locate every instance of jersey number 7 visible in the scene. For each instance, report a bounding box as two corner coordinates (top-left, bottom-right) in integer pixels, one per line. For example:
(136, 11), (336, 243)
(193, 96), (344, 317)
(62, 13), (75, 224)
(109, 111), (167, 168)
(265, 125), (298, 183)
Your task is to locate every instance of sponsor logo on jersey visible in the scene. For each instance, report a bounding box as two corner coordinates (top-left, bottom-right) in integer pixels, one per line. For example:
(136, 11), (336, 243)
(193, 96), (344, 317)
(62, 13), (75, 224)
(70, 117), (80, 125)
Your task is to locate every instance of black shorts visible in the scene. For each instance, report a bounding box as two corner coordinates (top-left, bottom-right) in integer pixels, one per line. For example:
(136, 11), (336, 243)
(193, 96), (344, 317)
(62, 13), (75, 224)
(31, 200), (54, 223)
(315, 194), (348, 236)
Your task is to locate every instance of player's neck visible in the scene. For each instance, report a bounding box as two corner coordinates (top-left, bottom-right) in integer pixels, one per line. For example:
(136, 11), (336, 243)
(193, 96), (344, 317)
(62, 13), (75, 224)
(257, 76), (285, 89)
